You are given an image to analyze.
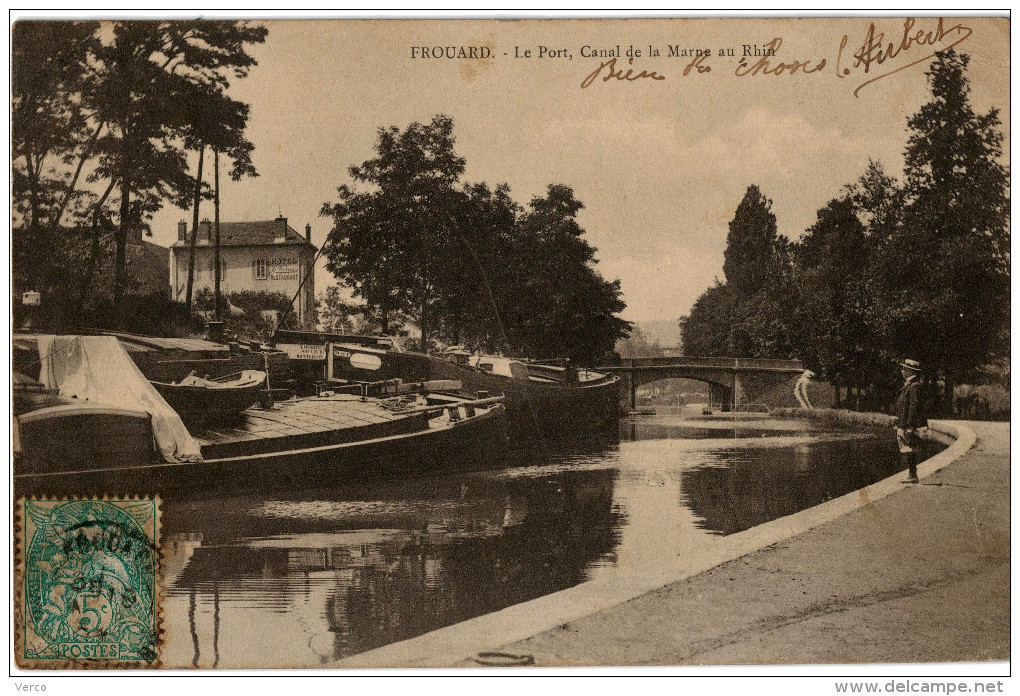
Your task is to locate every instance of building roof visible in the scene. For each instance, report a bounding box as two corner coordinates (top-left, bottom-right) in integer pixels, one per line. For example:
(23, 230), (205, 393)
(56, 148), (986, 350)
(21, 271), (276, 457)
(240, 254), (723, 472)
(171, 219), (316, 250)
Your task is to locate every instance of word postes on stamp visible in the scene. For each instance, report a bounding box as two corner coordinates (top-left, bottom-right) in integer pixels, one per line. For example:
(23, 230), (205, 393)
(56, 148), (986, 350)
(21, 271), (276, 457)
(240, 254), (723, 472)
(16, 498), (161, 668)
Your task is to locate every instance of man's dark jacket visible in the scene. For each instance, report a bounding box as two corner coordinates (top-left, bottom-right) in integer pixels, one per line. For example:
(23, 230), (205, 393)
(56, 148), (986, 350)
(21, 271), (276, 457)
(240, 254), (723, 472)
(896, 376), (926, 430)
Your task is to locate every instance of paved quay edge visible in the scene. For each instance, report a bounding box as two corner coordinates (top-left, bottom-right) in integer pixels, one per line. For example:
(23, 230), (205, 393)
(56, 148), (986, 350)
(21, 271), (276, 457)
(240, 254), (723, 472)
(337, 418), (977, 669)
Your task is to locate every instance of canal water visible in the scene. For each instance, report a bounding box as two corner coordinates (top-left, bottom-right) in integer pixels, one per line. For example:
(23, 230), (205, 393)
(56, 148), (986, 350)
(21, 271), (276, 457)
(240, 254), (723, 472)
(160, 412), (944, 668)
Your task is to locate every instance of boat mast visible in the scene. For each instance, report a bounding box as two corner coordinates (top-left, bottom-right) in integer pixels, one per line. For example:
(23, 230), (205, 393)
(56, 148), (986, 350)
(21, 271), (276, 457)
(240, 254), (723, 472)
(214, 148), (221, 320)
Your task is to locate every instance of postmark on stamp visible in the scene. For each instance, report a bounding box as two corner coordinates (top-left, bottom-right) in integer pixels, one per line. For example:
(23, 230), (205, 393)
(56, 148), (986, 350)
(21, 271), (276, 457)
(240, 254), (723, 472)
(15, 498), (161, 668)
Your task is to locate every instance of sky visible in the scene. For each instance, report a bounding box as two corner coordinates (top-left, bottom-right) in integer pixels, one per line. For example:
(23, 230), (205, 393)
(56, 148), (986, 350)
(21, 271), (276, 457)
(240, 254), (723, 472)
(140, 16), (1010, 323)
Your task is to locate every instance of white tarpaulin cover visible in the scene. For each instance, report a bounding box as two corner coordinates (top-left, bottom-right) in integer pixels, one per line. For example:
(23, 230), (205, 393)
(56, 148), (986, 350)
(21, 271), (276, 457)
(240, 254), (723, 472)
(36, 335), (203, 462)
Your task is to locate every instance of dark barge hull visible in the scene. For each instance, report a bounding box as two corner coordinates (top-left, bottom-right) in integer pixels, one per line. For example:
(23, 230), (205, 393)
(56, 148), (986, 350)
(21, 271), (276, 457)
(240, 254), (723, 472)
(15, 403), (508, 499)
(325, 347), (622, 441)
(426, 359), (620, 440)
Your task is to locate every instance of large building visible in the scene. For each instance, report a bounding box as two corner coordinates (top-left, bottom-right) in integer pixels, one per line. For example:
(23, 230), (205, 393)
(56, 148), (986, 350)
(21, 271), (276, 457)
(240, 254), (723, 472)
(169, 216), (317, 328)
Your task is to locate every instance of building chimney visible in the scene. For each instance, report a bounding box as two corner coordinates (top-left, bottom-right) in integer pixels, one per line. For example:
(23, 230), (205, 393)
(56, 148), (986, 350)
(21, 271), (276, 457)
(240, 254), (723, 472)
(199, 218), (212, 243)
(305, 224), (311, 243)
(178, 220), (187, 241)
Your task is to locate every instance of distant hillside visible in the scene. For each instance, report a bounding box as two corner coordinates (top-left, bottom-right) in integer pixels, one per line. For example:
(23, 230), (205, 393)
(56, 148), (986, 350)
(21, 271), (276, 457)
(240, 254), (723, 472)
(633, 319), (681, 348)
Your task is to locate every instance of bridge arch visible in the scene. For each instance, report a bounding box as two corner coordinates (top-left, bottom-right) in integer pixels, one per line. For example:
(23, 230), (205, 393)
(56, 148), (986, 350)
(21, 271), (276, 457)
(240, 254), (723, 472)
(629, 369), (734, 410)
(599, 357), (805, 412)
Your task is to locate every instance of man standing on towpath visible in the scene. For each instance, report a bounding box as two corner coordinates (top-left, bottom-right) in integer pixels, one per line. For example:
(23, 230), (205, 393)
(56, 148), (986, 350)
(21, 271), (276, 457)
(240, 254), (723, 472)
(895, 359), (927, 484)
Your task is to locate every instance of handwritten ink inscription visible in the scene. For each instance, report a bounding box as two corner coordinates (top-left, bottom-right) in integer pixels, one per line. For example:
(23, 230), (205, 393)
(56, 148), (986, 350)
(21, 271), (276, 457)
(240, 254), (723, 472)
(581, 57), (666, 89)
(837, 18), (973, 96)
(570, 18), (973, 96)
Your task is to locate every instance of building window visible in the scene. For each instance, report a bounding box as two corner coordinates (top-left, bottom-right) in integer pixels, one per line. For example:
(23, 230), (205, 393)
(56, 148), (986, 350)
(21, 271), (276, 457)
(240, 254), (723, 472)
(253, 258), (267, 280)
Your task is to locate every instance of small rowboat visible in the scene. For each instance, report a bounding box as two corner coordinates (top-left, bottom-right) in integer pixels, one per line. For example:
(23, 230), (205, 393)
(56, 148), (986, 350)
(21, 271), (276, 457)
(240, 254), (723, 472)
(151, 370), (268, 422)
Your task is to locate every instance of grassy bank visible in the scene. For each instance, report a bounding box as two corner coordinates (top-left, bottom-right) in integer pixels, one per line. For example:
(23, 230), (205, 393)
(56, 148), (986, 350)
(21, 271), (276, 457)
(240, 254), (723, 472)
(772, 407), (958, 447)
(771, 407), (896, 429)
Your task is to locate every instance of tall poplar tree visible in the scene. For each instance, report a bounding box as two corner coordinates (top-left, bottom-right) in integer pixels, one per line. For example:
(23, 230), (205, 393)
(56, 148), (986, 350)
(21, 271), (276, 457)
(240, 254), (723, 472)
(722, 185), (785, 296)
(884, 50), (1009, 408)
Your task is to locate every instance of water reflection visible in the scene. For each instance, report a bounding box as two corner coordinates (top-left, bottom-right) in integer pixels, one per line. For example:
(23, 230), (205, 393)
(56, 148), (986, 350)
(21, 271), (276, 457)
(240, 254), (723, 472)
(160, 414), (942, 667)
(683, 439), (897, 536)
(619, 413), (820, 442)
(162, 468), (620, 667)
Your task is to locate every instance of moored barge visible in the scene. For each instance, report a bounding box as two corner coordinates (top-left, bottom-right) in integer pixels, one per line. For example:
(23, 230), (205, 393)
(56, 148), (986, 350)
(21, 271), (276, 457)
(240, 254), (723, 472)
(14, 335), (508, 497)
(271, 331), (623, 441)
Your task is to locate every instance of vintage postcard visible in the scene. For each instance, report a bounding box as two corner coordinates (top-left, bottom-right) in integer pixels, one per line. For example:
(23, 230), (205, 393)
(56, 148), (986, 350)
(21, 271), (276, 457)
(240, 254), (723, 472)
(10, 14), (1009, 678)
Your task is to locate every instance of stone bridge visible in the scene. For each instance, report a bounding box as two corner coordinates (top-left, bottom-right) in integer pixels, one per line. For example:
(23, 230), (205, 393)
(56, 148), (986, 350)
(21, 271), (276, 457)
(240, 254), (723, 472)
(598, 357), (806, 411)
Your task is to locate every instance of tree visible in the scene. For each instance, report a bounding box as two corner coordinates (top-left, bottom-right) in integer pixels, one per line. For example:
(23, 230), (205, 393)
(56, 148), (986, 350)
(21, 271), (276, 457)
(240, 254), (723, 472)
(845, 159), (904, 247)
(840, 161), (907, 408)
(89, 21), (266, 317)
(504, 184), (630, 363)
(680, 52), (1007, 412)
(720, 185), (796, 358)
(722, 185), (786, 295)
(883, 50), (1009, 410)
(684, 185), (795, 359)
(11, 20), (267, 327)
(194, 288), (298, 341)
(321, 189), (405, 334)
(323, 118), (630, 363)
(431, 182), (521, 350)
(793, 196), (880, 404)
(682, 282), (736, 356)
(616, 326), (665, 359)
(321, 115), (465, 346)
(176, 81), (260, 312)
(317, 285), (358, 333)
(12, 21), (101, 298)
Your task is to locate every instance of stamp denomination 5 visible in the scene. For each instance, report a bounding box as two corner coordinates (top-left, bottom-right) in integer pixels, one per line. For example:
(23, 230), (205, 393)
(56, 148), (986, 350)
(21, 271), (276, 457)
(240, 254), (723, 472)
(16, 498), (161, 668)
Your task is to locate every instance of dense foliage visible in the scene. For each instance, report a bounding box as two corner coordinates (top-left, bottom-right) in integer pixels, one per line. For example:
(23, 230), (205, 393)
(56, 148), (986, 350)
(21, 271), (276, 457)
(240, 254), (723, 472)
(682, 51), (1009, 411)
(12, 20), (267, 326)
(321, 116), (631, 364)
(194, 288), (299, 341)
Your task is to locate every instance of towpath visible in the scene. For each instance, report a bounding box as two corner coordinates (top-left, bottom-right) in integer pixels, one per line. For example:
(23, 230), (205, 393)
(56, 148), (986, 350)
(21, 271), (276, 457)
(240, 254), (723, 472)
(480, 420), (1009, 666)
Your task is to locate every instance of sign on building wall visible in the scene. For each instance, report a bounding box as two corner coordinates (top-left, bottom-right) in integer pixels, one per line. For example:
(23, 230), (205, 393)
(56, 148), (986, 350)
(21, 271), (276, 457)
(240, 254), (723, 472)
(270, 257), (299, 280)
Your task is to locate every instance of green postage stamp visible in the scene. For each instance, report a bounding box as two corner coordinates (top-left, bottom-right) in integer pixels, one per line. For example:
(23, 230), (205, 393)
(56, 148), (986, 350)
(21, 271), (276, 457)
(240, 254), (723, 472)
(16, 498), (161, 668)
